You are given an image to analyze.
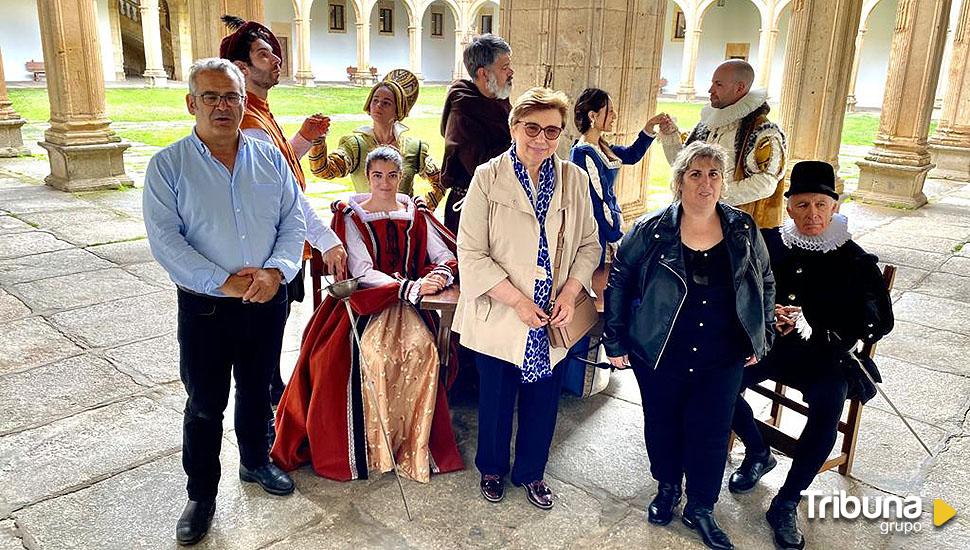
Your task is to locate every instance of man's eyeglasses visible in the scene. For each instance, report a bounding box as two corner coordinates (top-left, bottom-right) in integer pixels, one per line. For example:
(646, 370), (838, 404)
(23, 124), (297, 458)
(518, 121), (564, 140)
(195, 92), (244, 106)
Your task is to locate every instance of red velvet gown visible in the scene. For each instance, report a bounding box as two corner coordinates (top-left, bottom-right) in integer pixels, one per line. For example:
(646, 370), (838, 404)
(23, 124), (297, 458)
(271, 197), (464, 481)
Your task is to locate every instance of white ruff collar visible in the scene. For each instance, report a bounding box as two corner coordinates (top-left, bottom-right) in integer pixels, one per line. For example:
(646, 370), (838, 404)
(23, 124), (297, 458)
(700, 88), (768, 129)
(780, 213), (851, 253)
(348, 193), (414, 222)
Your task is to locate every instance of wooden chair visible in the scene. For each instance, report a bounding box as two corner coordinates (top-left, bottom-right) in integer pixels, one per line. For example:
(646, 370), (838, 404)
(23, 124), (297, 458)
(730, 264), (896, 476)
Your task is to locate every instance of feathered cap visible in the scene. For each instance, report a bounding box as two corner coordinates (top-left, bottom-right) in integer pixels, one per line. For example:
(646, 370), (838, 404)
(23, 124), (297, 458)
(219, 15), (282, 62)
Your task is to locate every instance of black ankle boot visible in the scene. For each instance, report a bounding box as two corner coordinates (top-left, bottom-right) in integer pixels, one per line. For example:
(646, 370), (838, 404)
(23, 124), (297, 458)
(682, 504), (734, 550)
(175, 499), (215, 546)
(647, 482), (682, 525)
(728, 449), (776, 494)
(766, 497), (805, 549)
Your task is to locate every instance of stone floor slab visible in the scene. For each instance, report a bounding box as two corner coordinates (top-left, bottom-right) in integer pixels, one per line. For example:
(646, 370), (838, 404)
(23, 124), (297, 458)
(939, 255), (970, 277)
(892, 292), (970, 336)
(867, 355), (970, 430)
(0, 231), (72, 261)
(892, 515), (970, 550)
(884, 264), (930, 291)
(0, 397), (182, 516)
(14, 450), (328, 550)
(882, 217), (970, 241)
(878, 320), (970, 376)
(856, 242), (948, 272)
(75, 187), (145, 218)
(0, 520), (21, 550)
(912, 203), (970, 228)
(849, 408), (946, 495)
(547, 395), (652, 502)
(601, 369), (642, 406)
(0, 185), (89, 214)
(0, 316), (84, 376)
(0, 247), (114, 285)
(104, 332), (179, 385)
(10, 267), (159, 312)
(910, 271), (970, 303)
(0, 215), (31, 235)
(856, 231), (963, 256)
(49, 291), (176, 348)
(123, 260), (174, 288)
(16, 208), (146, 247)
(0, 289), (29, 323)
(85, 238), (153, 266)
(0, 354), (144, 435)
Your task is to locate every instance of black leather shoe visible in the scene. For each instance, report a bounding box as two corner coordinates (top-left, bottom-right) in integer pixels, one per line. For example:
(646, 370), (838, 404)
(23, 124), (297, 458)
(239, 463), (294, 496)
(480, 474), (505, 503)
(766, 497), (806, 549)
(176, 499), (215, 546)
(682, 504), (734, 550)
(647, 482), (682, 525)
(523, 479), (555, 510)
(728, 450), (777, 494)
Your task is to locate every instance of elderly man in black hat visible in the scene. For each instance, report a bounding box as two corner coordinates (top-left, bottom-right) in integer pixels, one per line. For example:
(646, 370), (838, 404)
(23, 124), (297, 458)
(727, 161), (894, 549)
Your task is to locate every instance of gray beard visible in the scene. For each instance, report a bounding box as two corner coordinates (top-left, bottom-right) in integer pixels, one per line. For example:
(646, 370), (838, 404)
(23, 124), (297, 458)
(486, 72), (512, 100)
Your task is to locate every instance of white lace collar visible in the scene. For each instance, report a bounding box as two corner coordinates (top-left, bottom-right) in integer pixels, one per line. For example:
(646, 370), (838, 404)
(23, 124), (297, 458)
(348, 193), (414, 222)
(576, 135), (622, 169)
(700, 88), (768, 130)
(780, 213), (851, 253)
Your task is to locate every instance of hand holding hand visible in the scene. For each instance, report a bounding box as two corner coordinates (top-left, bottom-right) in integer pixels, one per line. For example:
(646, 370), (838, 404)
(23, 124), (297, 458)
(418, 275), (446, 296)
(299, 114), (331, 141)
(549, 292), (577, 328)
(743, 355), (758, 367)
(658, 114), (678, 135)
(239, 267), (282, 303)
(643, 113), (668, 134)
(220, 273), (254, 298)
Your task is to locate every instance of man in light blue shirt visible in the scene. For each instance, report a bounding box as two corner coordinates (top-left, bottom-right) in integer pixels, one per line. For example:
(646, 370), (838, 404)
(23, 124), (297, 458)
(143, 58), (305, 546)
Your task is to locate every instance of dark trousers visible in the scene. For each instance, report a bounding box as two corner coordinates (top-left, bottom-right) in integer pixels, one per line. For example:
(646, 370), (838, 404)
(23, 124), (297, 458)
(632, 361), (744, 508)
(475, 351), (565, 485)
(732, 341), (849, 504)
(443, 186), (466, 234)
(177, 287), (287, 501)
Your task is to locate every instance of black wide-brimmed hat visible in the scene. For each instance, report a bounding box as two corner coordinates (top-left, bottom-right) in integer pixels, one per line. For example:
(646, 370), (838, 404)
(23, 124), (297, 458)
(785, 160), (839, 200)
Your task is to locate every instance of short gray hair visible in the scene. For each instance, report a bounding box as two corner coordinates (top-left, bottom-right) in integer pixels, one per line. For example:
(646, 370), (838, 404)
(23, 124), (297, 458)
(463, 34), (511, 77)
(670, 141), (728, 199)
(188, 58), (246, 95)
(365, 146), (403, 174)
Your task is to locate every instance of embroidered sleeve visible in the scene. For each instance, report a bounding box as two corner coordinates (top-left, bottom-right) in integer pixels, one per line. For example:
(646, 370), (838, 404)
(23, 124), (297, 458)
(659, 128), (684, 165)
(308, 135), (357, 179)
(722, 126), (786, 207)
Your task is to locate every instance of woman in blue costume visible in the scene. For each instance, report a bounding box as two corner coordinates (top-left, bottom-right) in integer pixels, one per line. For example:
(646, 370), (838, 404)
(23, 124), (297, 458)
(564, 88), (667, 396)
(570, 88), (667, 264)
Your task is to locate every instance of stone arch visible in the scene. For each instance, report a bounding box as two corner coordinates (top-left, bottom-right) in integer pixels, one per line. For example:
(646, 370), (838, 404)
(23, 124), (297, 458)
(771, 0), (793, 28)
(697, 0), (766, 31)
(861, 0), (885, 29)
(465, 0), (498, 32)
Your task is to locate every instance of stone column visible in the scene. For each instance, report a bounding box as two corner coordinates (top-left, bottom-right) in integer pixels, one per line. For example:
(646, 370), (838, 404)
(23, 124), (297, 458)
(107, 1), (126, 81)
(352, 20), (376, 85)
(778, 0), (863, 194)
(453, 30), (468, 80)
(676, 14), (702, 101)
(929, 0), (970, 179)
(0, 48), (30, 158)
(755, 25), (780, 90)
(504, 0), (667, 220)
(845, 28), (867, 111)
(409, 23), (424, 80)
(294, 16), (315, 86)
(170, 0), (193, 81)
(856, 0), (952, 208)
(140, 0), (169, 86)
(35, 0), (131, 190)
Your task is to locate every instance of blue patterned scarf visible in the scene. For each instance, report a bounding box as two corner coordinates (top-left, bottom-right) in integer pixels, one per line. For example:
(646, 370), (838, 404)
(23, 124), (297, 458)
(509, 145), (556, 383)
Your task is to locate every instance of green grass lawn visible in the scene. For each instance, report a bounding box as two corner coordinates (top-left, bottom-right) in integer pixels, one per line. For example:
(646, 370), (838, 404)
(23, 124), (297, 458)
(6, 86), (912, 201)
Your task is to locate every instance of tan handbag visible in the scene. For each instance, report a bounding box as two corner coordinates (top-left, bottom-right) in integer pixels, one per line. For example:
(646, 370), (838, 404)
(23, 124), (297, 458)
(547, 211), (598, 349)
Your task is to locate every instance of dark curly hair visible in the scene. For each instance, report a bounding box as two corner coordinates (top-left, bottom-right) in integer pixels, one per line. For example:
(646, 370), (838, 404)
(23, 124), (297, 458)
(573, 88), (611, 134)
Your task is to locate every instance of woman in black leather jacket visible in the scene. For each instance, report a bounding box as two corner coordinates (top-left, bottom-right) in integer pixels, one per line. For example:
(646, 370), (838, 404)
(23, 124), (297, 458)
(603, 141), (774, 550)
